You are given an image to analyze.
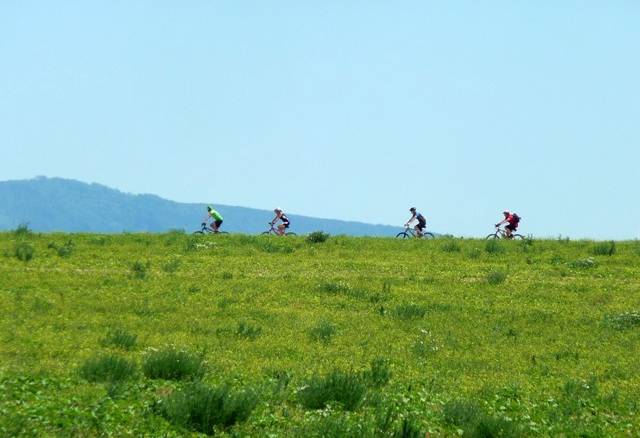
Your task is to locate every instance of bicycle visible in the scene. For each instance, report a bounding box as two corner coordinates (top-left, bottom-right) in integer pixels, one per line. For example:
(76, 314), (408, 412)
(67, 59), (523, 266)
(193, 223), (228, 235)
(485, 226), (525, 240)
(262, 223), (296, 236)
(395, 225), (434, 239)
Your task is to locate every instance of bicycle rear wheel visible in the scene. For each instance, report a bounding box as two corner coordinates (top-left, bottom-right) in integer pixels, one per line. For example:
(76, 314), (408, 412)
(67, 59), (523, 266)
(396, 232), (411, 239)
(423, 232), (435, 239)
(285, 232), (296, 236)
(512, 234), (525, 240)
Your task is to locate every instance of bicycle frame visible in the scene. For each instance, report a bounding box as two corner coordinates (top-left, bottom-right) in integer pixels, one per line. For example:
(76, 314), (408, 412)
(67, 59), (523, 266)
(487, 226), (524, 240)
(494, 226), (508, 238)
(199, 222), (213, 234)
(403, 226), (419, 237)
(194, 222), (226, 234)
(265, 223), (282, 235)
(263, 222), (295, 236)
(396, 225), (434, 239)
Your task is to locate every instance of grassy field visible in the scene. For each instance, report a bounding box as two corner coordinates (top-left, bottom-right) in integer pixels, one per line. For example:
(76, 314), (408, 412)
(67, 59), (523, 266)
(1, 229), (639, 436)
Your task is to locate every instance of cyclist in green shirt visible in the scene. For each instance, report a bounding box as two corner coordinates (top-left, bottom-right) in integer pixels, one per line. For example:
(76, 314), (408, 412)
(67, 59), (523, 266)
(203, 205), (224, 232)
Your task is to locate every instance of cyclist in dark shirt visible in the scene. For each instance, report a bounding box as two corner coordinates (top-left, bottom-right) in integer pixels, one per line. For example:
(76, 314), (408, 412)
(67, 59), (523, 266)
(270, 208), (290, 236)
(405, 207), (427, 238)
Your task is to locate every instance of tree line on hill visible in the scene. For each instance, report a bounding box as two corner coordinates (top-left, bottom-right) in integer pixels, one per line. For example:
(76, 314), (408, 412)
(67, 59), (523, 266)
(0, 177), (398, 236)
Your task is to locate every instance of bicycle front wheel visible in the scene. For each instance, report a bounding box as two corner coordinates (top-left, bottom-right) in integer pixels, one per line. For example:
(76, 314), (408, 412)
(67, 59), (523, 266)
(261, 231), (272, 235)
(193, 231), (204, 235)
(486, 233), (500, 240)
(396, 232), (410, 239)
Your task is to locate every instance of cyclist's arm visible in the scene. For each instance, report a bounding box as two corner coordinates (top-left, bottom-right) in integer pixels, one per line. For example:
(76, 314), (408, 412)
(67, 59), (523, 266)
(405, 214), (416, 226)
(270, 215), (278, 225)
(495, 218), (507, 227)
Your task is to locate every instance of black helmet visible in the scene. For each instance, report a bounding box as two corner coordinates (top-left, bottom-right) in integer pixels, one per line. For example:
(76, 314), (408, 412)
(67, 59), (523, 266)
(409, 207), (416, 212)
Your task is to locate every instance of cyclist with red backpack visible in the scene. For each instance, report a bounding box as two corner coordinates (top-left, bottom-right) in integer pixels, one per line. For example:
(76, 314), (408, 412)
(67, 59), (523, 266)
(495, 210), (521, 238)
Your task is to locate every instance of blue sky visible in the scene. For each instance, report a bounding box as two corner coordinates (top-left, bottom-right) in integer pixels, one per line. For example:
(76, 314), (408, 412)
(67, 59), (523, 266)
(1, 1), (638, 239)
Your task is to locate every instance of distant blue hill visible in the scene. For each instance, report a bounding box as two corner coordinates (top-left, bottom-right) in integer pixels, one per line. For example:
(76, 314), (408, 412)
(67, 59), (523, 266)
(0, 177), (400, 236)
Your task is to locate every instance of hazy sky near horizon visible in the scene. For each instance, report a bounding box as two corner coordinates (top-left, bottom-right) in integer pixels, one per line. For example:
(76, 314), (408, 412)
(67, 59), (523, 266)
(1, 1), (639, 239)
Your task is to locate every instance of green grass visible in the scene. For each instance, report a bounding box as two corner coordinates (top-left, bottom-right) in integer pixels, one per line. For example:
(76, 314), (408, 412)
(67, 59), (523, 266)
(308, 319), (338, 343)
(297, 369), (367, 411)
(14, 242), (34, 262)
(486, 269), (507, 285)
(236, 321), (262, 340)
(159, 382), (258, 433)
(365, 357), (392, 387)
(0, 232), (639, 435)
(101, 328), (138, 350)
(79, 353), (137, 382)
(142, 347), (205, 381)
(307, 230), (330, 243)
(592, 240), (616, 256)
(393, 303), (427, 319)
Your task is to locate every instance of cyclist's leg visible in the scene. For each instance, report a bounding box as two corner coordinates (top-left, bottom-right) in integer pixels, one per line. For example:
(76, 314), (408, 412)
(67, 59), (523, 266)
(505, 224), (514, 238)
(414, 224), (422, 237)
(213, 220), (222, 232)
(277, 224), (285, 235)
